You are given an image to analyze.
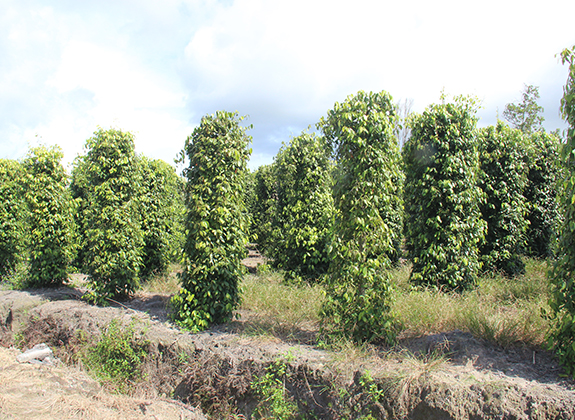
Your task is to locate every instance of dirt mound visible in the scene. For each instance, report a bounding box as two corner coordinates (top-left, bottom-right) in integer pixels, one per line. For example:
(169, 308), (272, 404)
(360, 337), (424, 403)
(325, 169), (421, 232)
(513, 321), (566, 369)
(1, 287), (575, 419)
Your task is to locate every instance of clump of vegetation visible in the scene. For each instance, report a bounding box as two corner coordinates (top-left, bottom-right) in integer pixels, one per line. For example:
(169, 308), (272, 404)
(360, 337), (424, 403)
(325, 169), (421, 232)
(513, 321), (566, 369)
(251, 352), (298, 420)
(269, 131), (334, 282)
(171, 110), (251, 332)
(82, 319), (149, 394)
(478, 121), (529, 276)
(138, 156), (185, 279)
(524, 130), (563, 258)
(79, 128), (145, 301)
(318, 90), (403, 344)
(22, 145), (77, 287)
(403, 95), (485, 290)
(0, 159), (26, 280)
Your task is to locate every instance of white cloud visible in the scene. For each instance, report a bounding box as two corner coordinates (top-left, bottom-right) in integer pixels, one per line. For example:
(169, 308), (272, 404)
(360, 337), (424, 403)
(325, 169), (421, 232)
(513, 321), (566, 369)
(1, 0), (574, 169)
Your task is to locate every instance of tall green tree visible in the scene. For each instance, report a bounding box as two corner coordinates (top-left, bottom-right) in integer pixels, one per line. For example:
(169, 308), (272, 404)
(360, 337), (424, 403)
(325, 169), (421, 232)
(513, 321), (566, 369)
(269, 131), (334, 281)
(22, 146), (77, 287)
(81, 128), (144, 301)
(524, 131), (563, 258)
(478, 121), (529, 276)
(0, 159), (26, 278)
(548, 45), (575, 378)
(318, 90), (402, 344)
(171, 111), (251, 332)
(503, 84), (545, 133)
(403, 95), (485, 290)
(138, 157), (185, 278)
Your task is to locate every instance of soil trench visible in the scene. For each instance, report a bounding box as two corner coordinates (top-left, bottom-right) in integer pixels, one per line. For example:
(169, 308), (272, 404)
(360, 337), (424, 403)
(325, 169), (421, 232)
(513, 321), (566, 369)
(1, 287), (574, 419)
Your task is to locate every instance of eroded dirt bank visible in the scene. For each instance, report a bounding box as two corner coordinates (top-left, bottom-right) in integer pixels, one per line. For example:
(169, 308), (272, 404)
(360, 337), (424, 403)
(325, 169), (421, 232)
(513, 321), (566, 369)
(1, 287), (574, 419)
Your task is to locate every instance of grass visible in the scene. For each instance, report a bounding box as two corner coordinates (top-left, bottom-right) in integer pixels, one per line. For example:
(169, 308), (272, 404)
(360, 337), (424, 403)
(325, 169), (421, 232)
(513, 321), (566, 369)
(237, 257), (552, 348)
(390, 258), (552, 347)
(139, 263), (183, 294)
(238, 270), (323, 342)
(100, 257), (553, 349)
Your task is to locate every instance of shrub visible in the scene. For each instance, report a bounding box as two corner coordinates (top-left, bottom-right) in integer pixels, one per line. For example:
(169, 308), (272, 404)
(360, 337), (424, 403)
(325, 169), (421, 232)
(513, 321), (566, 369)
(403, 95), (485, 290)
(478, 121), (529, 276)
(318, 90), (403, 344)
(171, 111), (251, 332)
(82, 319), (148, 393)
(0, 159), (26, 278)
(81, 128), (144, 301)
(269, 131), (334, 281)
(22, 146), (76, 287)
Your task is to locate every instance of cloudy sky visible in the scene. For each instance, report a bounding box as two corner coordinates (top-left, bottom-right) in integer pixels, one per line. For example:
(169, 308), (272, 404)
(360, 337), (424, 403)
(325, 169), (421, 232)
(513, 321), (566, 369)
(1, 0), (574, 171)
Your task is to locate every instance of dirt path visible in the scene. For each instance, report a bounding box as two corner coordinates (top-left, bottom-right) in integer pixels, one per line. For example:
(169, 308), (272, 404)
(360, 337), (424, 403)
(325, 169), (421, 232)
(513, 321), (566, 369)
(0, 346), (205, 419)
(1, 287), (575, 419)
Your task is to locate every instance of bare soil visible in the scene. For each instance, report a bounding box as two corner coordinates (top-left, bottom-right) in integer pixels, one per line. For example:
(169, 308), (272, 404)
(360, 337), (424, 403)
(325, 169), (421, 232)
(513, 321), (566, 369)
(1, 280), (575, 419)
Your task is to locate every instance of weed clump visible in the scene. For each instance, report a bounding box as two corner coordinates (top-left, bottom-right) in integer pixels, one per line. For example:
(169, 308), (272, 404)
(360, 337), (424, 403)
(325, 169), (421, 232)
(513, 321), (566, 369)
(82, 319), (149, 393)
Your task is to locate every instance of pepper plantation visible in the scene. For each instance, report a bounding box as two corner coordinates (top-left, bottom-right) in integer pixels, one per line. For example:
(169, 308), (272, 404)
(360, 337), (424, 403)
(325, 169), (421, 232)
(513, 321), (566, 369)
(2, 46), (575, 380)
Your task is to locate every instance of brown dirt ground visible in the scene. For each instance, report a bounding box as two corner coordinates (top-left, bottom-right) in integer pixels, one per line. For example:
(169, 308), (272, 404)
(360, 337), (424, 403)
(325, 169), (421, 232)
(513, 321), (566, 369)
(1, 274), (575, 419)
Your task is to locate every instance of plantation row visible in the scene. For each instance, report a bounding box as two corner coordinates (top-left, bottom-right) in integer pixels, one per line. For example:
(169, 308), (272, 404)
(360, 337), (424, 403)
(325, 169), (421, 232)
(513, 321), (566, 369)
(0, 129), (186, 300)
(2, 47), (575, 377)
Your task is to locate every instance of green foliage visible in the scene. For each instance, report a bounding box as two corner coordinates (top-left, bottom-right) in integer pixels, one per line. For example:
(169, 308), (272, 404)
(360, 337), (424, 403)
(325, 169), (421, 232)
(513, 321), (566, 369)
(318, 90), (402, 344)
(503, 84), (545, 133)
(22, 146), (76, 287)
(403, 96), (485, 289)
(138, 156), (185, 278)
(69, 155), (90, 271)
(80, 128), (144, 301)
(269, 131), (334, 281)
(250, 164), (276, 253)
(524, 131), (563, 258)
(0, 159), (26, 278)
(478, 121), (529, 276)
(171, 111), (251, 332)
(251, 353), (298, 420)
(548, 45), (575, 378)
(82, 319), (148, 393)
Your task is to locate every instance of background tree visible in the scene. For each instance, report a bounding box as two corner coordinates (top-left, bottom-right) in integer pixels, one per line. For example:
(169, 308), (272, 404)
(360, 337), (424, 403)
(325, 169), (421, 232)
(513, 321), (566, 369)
(403, 95), (485, 290)
(503, 84), (545, 133)
(0, 159), (26, 278)
(171, 111), (251, 332)
(81, 128), (144, 301)
(269, 131), (334, 282)
(478, 121), (529, 276)
(548, 45), (575, 378)
(318, 90), (403, 344)
(524, 131), (563, 258)
(138, 156), (185, 278)
(22, 145), (76, 287)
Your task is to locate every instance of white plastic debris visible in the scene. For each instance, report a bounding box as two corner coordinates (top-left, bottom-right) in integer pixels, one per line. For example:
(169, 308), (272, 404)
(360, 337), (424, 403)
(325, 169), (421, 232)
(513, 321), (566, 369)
(16, 343), (55, 364)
